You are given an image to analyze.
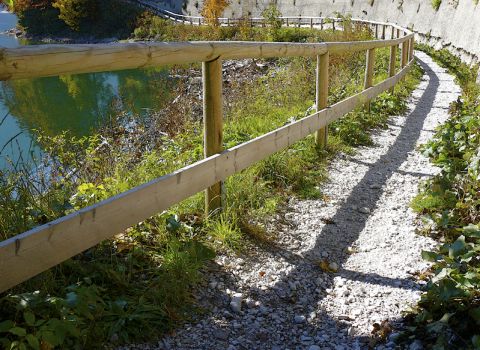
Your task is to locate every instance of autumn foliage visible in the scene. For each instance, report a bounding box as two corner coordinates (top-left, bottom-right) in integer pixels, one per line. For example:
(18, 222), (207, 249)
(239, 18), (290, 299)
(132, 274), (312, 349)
(201, 0), (229, 26)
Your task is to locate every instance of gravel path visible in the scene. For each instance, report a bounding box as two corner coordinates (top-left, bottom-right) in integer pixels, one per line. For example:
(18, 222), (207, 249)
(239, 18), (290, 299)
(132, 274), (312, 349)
(121, 52), (461, 350)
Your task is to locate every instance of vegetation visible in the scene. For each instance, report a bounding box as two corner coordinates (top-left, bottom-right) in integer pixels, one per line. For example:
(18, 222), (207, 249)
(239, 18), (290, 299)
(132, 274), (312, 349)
(52, 0), (96, 31)
(405, 44), (480, 349)
(201, 0), (229, 26)
(8, 0), (142, 39)
(431, 0), (442, 11)
(0, 10), (423, 350)
(261, 3), (283, 40)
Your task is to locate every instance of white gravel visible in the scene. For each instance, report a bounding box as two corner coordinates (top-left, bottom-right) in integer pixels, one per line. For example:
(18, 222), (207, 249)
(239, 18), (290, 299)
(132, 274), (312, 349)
(120, 52), (461, 350)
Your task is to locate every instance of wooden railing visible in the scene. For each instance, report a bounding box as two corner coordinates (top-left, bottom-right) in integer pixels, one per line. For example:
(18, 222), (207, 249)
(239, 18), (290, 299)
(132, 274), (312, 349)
(0, 16), (415, 293)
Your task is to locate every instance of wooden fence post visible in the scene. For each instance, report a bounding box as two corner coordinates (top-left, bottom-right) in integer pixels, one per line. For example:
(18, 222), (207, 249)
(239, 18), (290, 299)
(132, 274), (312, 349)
(388, 44), (397, 93)
(375, 24), (378, 38)
(203, 58), (224, 215)
(315, 52), (329, 149)
(332, 19), (336, 32)
(401, 40), (409, 68)
(409, 37), (415, 61)
(320, 18), (324, 30)
(364, 48), (375, 112)
(310, 18), (313, 29)
(391, 26), (395, 39)
(381, 24), (386, 39)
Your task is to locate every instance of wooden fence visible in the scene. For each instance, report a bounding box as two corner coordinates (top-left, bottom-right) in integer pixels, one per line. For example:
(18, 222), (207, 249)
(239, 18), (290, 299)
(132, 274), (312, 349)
(0, 16), (415, 293)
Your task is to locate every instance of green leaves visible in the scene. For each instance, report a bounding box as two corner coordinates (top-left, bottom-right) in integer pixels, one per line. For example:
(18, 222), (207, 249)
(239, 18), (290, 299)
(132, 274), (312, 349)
(23, 312), (35, 327)
(0, 321), (14, 333)
(448, 235), (466, 258)
(463, 224), (480, 238)
(421, 250), (442, 262)
(25, 334), (40, 350)
(406, 45), (480, 349)
(470, 308), (480, 325)
(8, 327), (26, 337)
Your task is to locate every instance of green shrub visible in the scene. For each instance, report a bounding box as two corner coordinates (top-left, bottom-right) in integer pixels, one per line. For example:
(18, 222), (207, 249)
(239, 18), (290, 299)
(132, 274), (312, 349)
(403, 44), (480, 349)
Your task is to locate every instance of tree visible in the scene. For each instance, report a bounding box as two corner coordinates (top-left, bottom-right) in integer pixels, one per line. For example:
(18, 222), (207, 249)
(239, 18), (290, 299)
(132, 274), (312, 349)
(52, 0), (96, 31)
(201, 0), (229, 27)
(262, 3), (282, 41)
(262, 3), (282, 30)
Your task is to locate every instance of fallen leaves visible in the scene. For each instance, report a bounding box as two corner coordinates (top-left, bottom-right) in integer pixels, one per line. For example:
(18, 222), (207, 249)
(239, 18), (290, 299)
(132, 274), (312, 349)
(317, 259), (339, 273)
(369, 320), (393, 348)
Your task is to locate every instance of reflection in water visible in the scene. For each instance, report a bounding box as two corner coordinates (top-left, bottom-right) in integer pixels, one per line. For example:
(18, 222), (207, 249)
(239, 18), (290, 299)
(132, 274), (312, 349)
(1, 68), (172, 139)
(0, 6), (175, 170)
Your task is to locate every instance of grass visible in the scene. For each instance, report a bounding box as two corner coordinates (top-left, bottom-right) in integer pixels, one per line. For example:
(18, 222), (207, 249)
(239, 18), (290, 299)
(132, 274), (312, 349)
(0, 19), (423, 349)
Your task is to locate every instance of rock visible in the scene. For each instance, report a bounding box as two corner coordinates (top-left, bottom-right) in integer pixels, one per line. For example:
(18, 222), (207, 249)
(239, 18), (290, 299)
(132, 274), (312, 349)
(358, 207), (371, 214)
(409, 340), (423, 350)
(230, 293), (243, 313)
(328, 262), (339, 272)
(213, 329), (229, 340)
(308, 346), (321, 350)
(351, 309), (362, 316)
(300, 335), (312, 342)
(294, 315), (306, 324)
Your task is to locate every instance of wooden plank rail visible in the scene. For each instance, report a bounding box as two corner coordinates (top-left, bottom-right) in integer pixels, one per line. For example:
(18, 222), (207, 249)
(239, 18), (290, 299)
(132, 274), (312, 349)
(0, 16), (416, 292)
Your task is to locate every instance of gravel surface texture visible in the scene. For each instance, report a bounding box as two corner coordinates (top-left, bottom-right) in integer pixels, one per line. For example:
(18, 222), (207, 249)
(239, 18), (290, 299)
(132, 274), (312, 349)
(119, 52), (461, 350)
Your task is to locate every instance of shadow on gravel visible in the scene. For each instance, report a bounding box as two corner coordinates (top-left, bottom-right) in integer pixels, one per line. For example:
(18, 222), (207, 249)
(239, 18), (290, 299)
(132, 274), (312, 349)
(160, 56), (441, 349)
(347, 158), (433, 178)
(249, 56), (438, 348)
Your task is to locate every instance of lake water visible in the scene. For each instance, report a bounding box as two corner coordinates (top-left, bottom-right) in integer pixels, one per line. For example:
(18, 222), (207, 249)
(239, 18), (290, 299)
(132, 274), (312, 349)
(0, 7), (174, 170)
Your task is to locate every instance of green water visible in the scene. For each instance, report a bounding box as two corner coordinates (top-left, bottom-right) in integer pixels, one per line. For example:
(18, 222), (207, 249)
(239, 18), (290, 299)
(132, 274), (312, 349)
(0, 8), (175, 170)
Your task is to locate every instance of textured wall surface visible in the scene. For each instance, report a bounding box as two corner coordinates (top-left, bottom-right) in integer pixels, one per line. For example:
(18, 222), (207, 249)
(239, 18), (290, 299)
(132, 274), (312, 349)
(159, 0), (480, 65)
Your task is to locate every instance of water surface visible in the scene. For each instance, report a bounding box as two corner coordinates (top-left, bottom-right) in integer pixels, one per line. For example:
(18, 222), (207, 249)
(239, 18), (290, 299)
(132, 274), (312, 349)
(0, 7), (174, 170)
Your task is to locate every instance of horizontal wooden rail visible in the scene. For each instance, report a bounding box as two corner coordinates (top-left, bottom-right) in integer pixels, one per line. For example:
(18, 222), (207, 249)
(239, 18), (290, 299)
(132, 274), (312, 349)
(0, 15), (416, 292)
(0, 36), (413, 81)
(0, 42), (328, 80)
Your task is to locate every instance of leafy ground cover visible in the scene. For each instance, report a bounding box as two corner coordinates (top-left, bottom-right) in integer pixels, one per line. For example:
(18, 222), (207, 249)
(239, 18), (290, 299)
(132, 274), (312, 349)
(402, 44), (480, 349)
(0, 17), (423, 349)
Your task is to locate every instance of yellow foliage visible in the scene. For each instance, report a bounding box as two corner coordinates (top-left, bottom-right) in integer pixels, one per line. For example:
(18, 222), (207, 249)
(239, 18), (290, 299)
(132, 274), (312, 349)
(201, 0), (229, 27)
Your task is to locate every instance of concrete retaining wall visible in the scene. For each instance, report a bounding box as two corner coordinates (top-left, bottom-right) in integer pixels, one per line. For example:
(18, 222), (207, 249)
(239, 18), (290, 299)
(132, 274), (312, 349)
(158, 0), (480, 67)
